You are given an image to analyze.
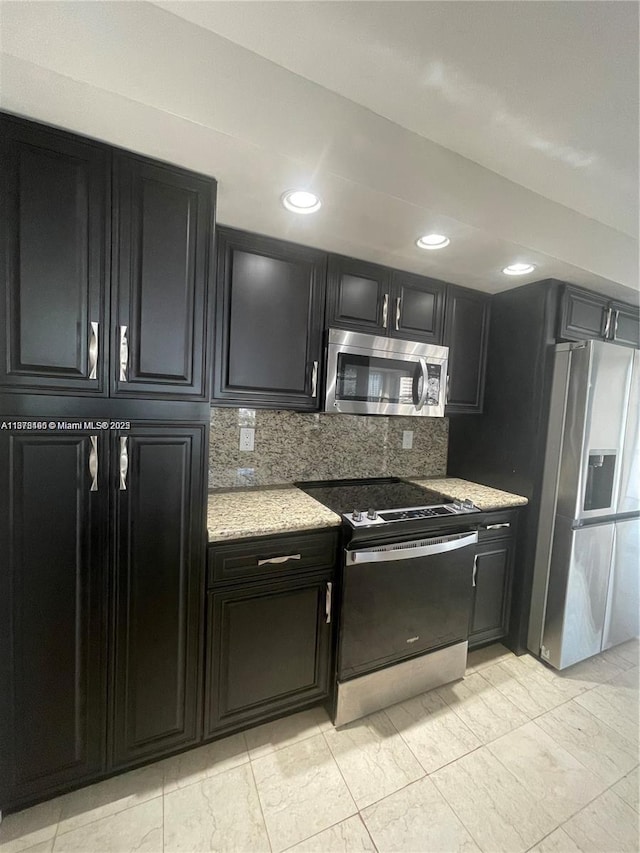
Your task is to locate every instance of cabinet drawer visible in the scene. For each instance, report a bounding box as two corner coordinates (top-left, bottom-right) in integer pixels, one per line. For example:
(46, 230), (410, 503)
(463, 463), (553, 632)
(208, 529), (339, 587)
(476, 510), (519, 541)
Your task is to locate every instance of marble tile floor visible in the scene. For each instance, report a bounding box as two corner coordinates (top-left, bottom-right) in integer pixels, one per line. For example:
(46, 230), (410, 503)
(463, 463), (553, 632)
(1, 640), (638, 853)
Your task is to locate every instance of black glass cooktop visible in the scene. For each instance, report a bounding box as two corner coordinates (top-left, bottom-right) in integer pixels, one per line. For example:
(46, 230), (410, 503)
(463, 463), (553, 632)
(296, 477), (448, 515)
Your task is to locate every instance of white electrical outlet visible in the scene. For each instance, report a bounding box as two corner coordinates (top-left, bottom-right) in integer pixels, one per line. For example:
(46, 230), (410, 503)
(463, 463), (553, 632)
(402, 430), (414, 450)
(239, 427), (255, 452)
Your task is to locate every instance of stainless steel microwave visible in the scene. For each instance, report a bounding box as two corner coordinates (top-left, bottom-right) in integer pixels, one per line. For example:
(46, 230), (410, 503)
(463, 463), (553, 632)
(324, 329), (449, 416)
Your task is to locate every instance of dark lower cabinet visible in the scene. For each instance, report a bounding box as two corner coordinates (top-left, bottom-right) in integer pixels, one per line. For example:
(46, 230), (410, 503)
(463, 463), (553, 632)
(0, 115), (109, 396)
(214, 228), (326, 410)
(469, 518), (517, 648)
(110, 426), (205, 767)
(444, 286), (490, 413)
(0, 421), (206, 810)
(0, 430), (108, 809)
(205, 569), (334, 737)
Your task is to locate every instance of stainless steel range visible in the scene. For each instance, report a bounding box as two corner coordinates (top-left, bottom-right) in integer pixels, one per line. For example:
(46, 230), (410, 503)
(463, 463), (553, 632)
(297, 478), (481, 725)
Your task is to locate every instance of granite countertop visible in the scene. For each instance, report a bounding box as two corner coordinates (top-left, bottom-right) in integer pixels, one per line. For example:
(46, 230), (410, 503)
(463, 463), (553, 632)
(207, 487), (342, 542)
(409, 477), (528, 511)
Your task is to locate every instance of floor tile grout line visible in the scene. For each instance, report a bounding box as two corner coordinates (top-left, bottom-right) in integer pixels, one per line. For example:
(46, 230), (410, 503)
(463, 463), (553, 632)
(428, 764), (497, 853)
(535, 696), (640, 775)
(484, 718), (619, 831)
(247, 755), (273, 853)
(48, 791), (164, 843)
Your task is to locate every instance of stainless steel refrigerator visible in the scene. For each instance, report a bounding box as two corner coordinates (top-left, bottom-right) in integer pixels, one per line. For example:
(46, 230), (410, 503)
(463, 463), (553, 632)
(528, 340), (640, 669)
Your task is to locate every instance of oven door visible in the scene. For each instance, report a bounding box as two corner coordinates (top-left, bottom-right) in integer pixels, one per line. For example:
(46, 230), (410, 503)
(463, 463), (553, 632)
(339, 531), (477, 680)
(324, 330), (448, 416)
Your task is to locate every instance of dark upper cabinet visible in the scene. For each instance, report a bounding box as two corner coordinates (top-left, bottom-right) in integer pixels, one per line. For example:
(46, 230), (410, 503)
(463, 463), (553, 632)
(609, 301), (640, 348)
(326, 255), (446, 345)
(111, 155), (214, 400)
(390, 271), (445, 344)
(0, 116), (110, 396)
(559, 285), (639, 348)
(444, 286), (491, 414)
(110, 426), (205, 767)
(559, 285), (608, 342)
(326, 255), (391, 335)
(214, 228), (327, 410)
(205, 572), (333, 736)
(0, 430), (108, 808)
(0, 114), (216, 401)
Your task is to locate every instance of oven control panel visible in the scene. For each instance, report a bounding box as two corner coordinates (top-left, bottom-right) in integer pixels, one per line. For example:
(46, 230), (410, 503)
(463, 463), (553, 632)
(344, 500), (479, 527)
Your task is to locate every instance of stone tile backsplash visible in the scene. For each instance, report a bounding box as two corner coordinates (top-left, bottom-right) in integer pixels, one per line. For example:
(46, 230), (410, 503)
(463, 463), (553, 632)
(209, 408), (448, 488)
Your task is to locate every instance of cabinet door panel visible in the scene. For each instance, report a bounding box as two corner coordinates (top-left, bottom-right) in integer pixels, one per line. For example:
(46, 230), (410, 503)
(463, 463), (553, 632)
(206, 575), (332, 735)
(390, 272), (445, 343)
(214, 229), (326, 410)
(558, 286), (607, 342)
(444, 286), (490, 413)
(0, 431), (107, 807)
(111, 426), (205, 766)
(610, 301), (640, 348)
(469, 540), (514, 647)
(0, 117), (108, 394)
(326, 255), (390, 334)
(112, 155), (214, 399)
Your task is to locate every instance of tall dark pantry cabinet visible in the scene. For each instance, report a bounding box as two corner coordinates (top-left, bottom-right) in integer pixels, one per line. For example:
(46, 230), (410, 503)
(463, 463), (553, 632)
(0, 114), (216, 812)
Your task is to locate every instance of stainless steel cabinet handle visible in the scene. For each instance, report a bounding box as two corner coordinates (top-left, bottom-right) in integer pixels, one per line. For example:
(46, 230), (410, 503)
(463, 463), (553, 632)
(119, 326), (128, 382)
(603, 307), (612, 339)
(257, 554), (302, 566)
(472, 554), (478, 587)
(89, 435), (98, 492)
(325, 581), (333, 623)
(484, 523), (511, 530)
(382, 293), (389, 328)
(395, 297), (401, 331)
(613, 309), (620, 339)
(119, 436), (128, 491)
(311, 361), (319, 398)
(88, 321), (99, 380)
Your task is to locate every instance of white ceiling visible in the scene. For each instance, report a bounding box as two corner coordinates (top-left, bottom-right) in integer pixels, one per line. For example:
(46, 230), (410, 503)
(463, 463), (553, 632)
(1, 1), (638, 302)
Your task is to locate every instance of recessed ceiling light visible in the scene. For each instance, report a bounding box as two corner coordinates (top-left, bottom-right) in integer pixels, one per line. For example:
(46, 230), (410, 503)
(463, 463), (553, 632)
(502, 263), (536, 276)
(416, 234), (450, 250)
(281, 189), (322, 214)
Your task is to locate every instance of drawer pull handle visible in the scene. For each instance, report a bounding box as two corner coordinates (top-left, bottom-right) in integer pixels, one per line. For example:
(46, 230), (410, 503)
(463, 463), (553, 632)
(484, 523), (510, 530)
(257, 554), (302, 566)
(472, 554), (478, 587)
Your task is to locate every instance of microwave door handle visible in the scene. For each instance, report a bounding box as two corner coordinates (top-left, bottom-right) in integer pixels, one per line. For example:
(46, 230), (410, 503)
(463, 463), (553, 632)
(414, 358), (429, 411)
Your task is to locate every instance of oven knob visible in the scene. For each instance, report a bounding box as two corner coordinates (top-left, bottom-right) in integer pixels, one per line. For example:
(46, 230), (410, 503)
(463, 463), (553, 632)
(367, 508), (378, 520)
(352, 509), (363, 522)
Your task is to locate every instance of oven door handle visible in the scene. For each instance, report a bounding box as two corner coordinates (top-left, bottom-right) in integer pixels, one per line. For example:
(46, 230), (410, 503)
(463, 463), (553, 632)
(412, 358), (429, 411)
(346, 531), (478, 565)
